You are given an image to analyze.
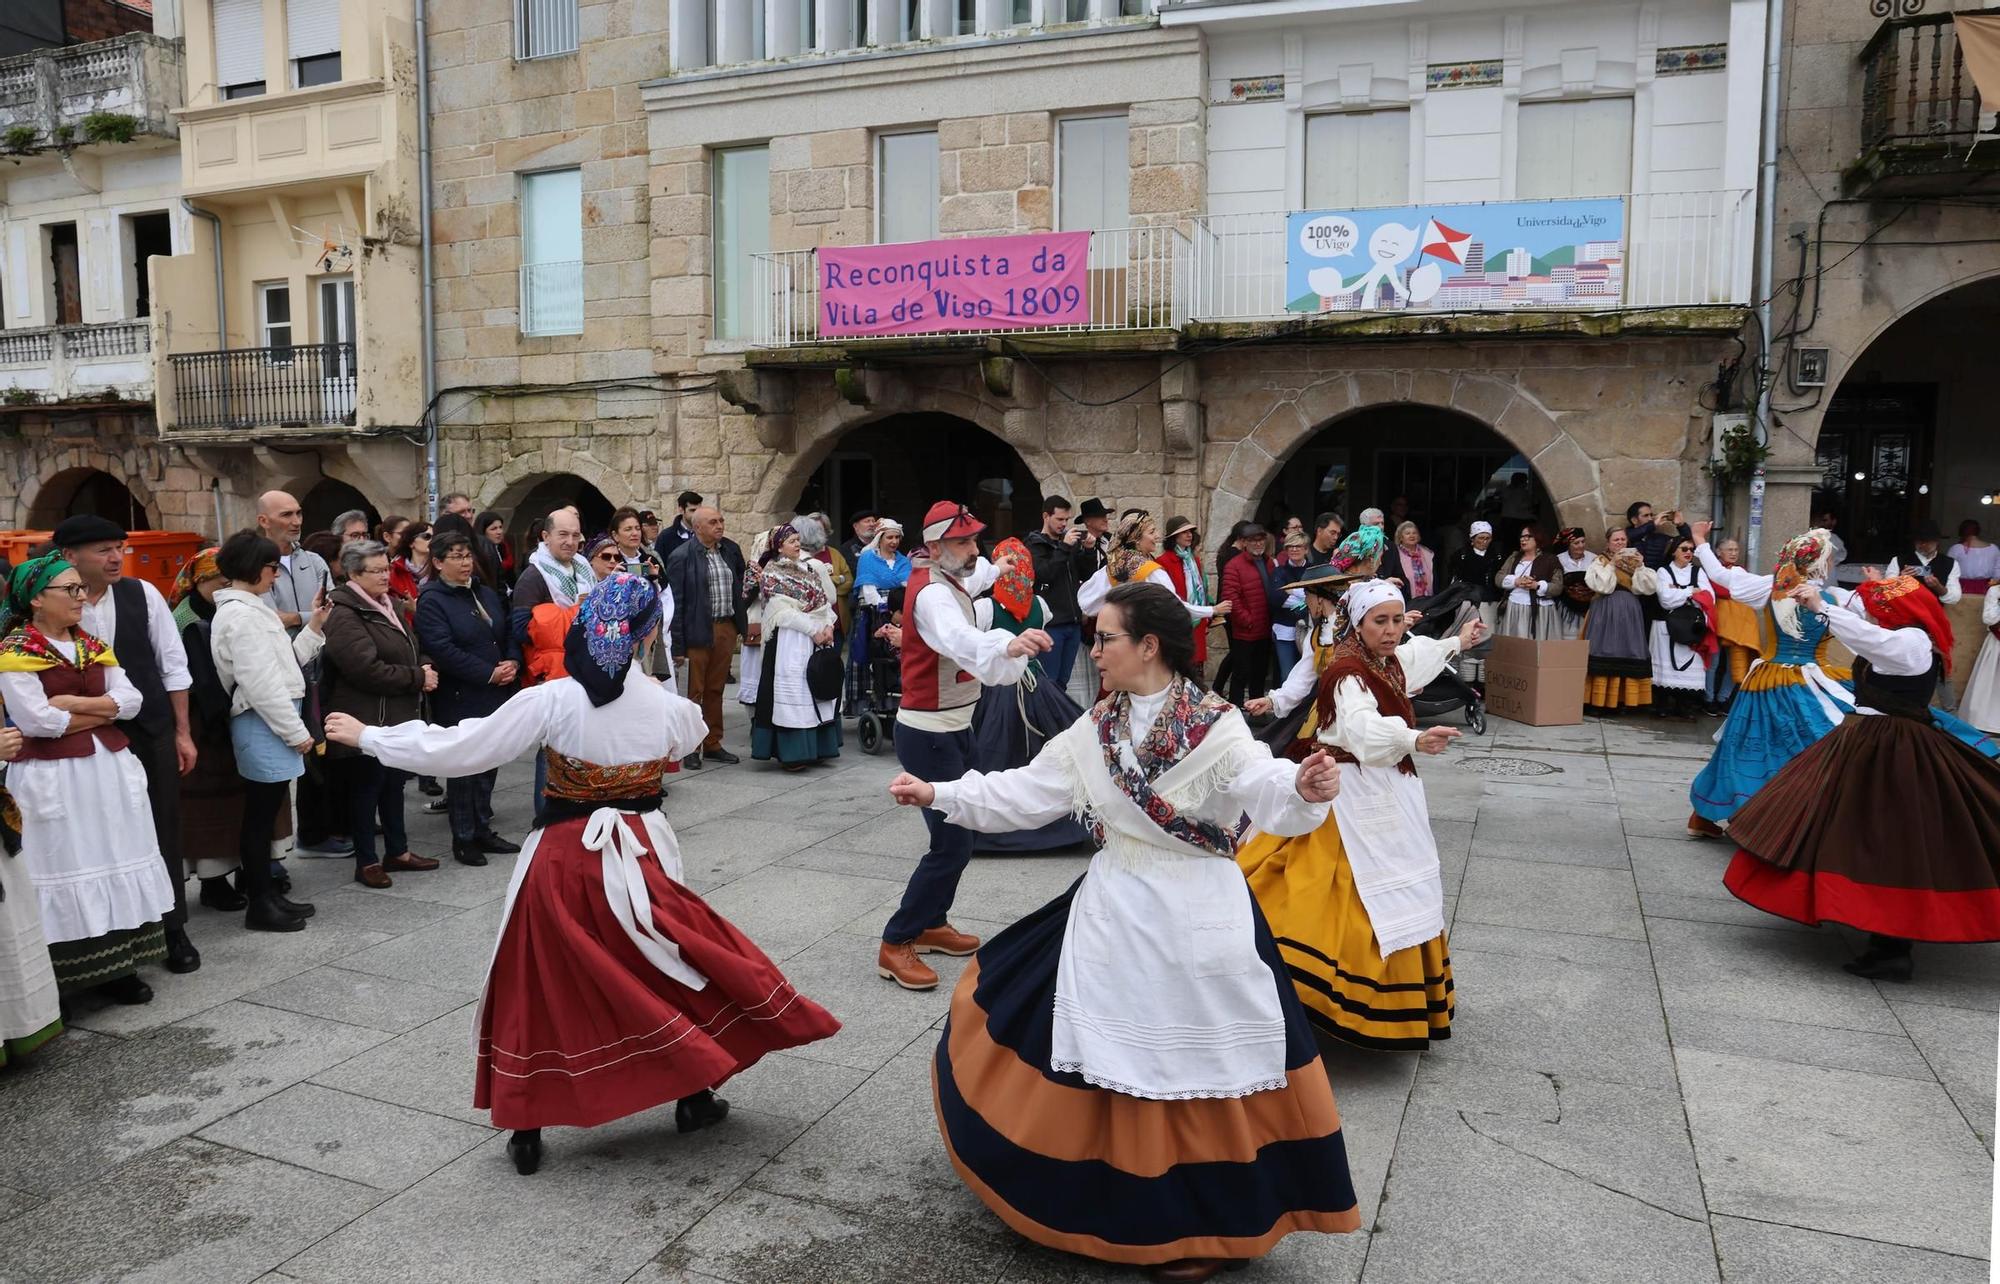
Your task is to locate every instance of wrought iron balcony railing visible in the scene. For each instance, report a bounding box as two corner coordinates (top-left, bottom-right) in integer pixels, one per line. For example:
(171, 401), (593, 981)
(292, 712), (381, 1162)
(167, 343), (358, 432)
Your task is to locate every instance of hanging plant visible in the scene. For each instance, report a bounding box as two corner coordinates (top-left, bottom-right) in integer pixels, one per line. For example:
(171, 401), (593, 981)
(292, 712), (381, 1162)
(81, 112), (139, 145)
(2, 126), (39, 154)
(1703, 418), (1770, 487)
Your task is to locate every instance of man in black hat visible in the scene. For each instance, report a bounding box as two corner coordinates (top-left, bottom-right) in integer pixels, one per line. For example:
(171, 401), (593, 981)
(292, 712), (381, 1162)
(56, 515), (202, 974)
(840, 510), (879, 569)
(1886, 521), (1963, 605)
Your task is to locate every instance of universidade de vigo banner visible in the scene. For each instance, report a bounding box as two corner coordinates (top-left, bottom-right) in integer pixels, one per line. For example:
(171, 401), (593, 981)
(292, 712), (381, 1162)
(818, 232), (1091, 338)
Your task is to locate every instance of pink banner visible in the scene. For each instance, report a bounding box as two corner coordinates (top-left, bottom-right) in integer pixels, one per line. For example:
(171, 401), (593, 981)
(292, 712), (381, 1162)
(818, 232), (1091, 337)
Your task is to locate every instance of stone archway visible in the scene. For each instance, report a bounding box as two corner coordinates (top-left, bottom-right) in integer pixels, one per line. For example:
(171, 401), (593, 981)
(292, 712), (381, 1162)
(24, 463), (156, 531)
(1205, 372), (1603, 542)
(301, 477), (379, 538)
(489, 471), (616, 548)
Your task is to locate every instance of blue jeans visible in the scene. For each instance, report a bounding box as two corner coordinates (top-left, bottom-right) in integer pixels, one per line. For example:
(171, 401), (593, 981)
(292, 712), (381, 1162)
(1273, 637), (1301, 685)
(532, 751), (549, 826)
(447, 769), (496, 843)
(884, 722), (977, 944)
(1705, 653), (1737, 706)
(1044, 622), (1082, 692)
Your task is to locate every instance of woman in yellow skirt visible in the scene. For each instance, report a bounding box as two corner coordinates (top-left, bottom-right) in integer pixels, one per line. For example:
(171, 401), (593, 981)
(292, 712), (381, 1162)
(1242, 576), (1481, 1051)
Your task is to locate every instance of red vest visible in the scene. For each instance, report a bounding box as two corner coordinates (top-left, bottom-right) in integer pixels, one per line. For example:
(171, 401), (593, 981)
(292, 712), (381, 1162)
(14, 660), (129, 761)
(899, 566), (981, 713)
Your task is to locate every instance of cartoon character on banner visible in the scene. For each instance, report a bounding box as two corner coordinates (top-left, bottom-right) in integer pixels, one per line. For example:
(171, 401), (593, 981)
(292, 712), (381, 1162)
(1300, 215), (1470, 310)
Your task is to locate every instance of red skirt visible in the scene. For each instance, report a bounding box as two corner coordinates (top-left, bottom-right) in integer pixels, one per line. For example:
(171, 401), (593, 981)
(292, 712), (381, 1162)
(475, 813), (840, 1129)
(1724, 713), (2000, 943)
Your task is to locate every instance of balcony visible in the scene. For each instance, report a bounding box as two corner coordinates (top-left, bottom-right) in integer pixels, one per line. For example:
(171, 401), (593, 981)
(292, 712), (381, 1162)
(1847, 8), (2000, 196)
(0, 323), (153, 406)
(165, 344), (357, 434)
(748, 225), (1189, 352)
(0, 33), (184, 151)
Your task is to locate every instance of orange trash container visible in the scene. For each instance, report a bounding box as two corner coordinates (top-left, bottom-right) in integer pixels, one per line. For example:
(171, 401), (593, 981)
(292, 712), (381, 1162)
(0, 530), (206, 600)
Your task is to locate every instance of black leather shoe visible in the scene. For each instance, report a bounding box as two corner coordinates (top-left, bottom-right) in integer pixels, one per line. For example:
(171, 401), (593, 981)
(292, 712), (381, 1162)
(198, 876), (247, 912)
(245, 896), (306, 933)
(675, 1090), (730, 1134)
(163, 926), (201, 974)
(705, 748), (742, 766)
(272, 892), (316, 919)
(101, 974), (154, 1005)
(419, 776), (444, 796)
(453, 843), (489, 867)
(474, 832), (520, 856)
(1843, 940), (1915, 982)
(508, 1129), (543, 1175)
(683, 752), (703, 770)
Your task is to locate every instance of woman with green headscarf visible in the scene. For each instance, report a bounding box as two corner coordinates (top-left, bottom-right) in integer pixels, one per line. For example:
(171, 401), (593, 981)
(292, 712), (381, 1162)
(0, 554), (176, 1008)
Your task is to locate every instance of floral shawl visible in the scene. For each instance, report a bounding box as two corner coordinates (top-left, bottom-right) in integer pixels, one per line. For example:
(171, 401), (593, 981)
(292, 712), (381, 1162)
(759, 557), (830, 614)
(0, 625), (116, 674)
(1107, 546), (1160, 586)
(1089, 678), (1244, 858)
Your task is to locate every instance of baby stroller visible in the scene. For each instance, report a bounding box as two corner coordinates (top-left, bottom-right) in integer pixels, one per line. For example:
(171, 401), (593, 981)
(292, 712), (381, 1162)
(1405, 580), (1491, 736)
(850, 591), (903, 755)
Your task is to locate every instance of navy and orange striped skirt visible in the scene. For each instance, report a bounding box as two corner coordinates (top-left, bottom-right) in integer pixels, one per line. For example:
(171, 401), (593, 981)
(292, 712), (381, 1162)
(932, 882), (1361, 1266)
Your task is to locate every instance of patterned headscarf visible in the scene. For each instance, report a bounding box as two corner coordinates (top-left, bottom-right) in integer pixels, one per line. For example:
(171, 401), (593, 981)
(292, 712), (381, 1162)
(759, 523), (798, 570)
(1115, 511), (1153, 548)
(991, 537), (1036, 624)
(5, 554), (71, 630)
(170, 546), (223, 630)
(575, 572), (660, 679)
(1772, 528), (1835, 596)
(1329, 524), (1387, 574)
(1858, 574), (1956, 674)
(1343, 578), (1405, 623)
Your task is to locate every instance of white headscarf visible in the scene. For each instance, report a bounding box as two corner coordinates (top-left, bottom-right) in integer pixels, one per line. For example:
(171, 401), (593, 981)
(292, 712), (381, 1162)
(871, 518), (905, 554)
(1344, 578), (1405, 623)
(1469, 521), (1493, 538)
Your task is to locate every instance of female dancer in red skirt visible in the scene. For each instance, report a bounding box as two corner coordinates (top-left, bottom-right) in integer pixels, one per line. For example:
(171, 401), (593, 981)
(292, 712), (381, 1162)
(326, 572), (838, 1174)
(1724, 574), (2000, 980)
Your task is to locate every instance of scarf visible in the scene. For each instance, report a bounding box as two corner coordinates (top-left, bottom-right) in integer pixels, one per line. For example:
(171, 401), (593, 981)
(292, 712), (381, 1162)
(760, 556), (830, 613)
(346, 583), (407, 635)
(1090, 677), (1244, 858)
(528, 543), (594, 608)
(1107, 546), (1157, 586)
(4, 554), (70, 633)
(1321, 635), (1417, 776)
(1330, 526), (1387, 574)
(1173, 546), (1208, 608)
(0, 624), (116, 674)
(566, 571), (661, 707)
(992, 537), (1036, 624)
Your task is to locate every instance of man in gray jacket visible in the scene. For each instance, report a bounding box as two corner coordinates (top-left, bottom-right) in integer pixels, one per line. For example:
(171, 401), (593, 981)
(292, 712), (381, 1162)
(256, 491), (346, 858)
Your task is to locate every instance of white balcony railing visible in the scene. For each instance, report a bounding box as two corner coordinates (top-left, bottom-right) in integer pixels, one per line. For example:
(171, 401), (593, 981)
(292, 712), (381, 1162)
(519, 261), (585, 337)
(749, 225), (1190, 347)
(0, 33), (183, 147)
(0, 321), (153, 403)
(1188, 189), (1755, 323)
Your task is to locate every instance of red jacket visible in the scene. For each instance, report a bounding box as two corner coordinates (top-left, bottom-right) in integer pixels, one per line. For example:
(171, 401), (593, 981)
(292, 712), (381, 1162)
(1220, 554), (1275, 641)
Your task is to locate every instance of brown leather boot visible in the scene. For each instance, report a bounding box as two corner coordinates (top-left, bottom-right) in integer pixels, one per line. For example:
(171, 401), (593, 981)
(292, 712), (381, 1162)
(877, 941), (939, 991)
(913, 923), (981, 956)
(1687, 812), (1726, 840)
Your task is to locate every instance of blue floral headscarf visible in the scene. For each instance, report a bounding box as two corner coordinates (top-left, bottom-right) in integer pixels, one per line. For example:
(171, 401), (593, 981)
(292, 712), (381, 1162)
(565, 571), (661, 707)
(1330, 525), (1387, 574)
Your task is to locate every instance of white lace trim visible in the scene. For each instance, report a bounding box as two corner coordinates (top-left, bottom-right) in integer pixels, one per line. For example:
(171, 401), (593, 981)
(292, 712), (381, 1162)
(1049, 1060), (1289, 1101)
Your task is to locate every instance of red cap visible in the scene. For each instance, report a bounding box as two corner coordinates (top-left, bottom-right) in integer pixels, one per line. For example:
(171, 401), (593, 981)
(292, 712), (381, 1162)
(921, 500), (986, 542)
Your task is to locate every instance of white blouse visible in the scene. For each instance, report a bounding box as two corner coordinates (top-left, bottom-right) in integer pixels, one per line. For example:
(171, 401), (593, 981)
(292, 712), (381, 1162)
(1321, 635), (1461, 766)
(1654, 561), (1706, 611)
(0, 639), (144, 738)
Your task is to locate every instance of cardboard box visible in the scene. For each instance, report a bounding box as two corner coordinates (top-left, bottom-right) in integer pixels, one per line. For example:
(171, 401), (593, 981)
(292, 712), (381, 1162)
(1482, 635), (1591, 726)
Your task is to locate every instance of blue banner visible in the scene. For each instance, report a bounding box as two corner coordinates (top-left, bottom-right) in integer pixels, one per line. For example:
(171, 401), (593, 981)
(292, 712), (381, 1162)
(1284, 197), (1625, 314)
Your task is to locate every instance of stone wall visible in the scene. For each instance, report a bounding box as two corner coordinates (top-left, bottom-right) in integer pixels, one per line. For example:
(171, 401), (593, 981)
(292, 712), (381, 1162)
(938, 113), (1051, 236)
(0, 410), (257, 535)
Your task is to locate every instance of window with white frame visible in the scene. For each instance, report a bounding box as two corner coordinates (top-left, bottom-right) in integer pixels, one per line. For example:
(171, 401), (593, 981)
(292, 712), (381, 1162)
(517, 0), (579, 58)
(214, 0), (265, 98)
(712, 146), (770, 341)
(1057, 114), (1129, 232)
(520, 168), (584, 336)
(1305, 110), (1408, 210)
(877, 131), (938, 244)
(287, 0), (342, 88)
(1516, 98), (1633, 199)
(258, 283), (293, 359)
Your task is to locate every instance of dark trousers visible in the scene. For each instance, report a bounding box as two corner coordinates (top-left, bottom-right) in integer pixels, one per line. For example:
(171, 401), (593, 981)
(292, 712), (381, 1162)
(883, 722), (977, 944)
(1226, 637), (1274, 706)
(122, 725), (185, 925)
(1045, 622), (1082, 691)
(342, 756), (409, 871)
(447, 769), (497, 843)
(239, 780), (289, 901)
(295, 754), (339, 844)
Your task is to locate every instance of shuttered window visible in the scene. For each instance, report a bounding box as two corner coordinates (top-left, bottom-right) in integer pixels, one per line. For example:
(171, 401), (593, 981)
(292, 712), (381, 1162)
(517, 0), (580, 58)
(1516, 98), (1633, 199)
(213, 0), (265, 91)
(286, 0), (340, 59)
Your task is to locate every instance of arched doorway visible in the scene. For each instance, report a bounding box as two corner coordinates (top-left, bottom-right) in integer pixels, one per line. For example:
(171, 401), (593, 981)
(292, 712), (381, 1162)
(1261, 406), (1559, 554)
(508, 473), (614, 548)
(302, 478), (379, 540)
(793, 414), (1043, 541)
(27, 467), (152, 531)
(1811, 275), (1998, 567)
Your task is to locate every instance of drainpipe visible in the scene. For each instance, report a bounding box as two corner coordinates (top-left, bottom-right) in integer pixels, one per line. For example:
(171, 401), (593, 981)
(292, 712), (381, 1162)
(415, 0), (440, 519)
(182, 197), (228, 427)
(1748, 0), (1785, 572)
(210, 476), (225, 543)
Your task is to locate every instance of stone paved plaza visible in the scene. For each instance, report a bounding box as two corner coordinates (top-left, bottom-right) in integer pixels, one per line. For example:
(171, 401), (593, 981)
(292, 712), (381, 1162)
(0, 701), (1993, 1284)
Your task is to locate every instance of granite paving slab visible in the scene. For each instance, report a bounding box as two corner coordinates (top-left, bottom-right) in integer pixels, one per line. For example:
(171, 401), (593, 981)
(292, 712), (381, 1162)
(307, 1003), (487, 1127)
(1455, 858), (1645, 940)
(1710, 1214), (1993, 1283)
(241, 964), (476, 1034)
(195, 1081), (494, 1189)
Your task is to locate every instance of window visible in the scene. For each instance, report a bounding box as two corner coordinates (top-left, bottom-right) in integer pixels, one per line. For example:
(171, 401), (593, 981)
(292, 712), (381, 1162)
(1063, 0), (1088, 19)
(213, 0), (264, 99)
(1010, 0), (1031, 26)
(286, 0), (341, 88)
(1058, 115), (1129, 231)
(45, 224), (80, 327)
(1305, 111), (1408, 210)
(956, 0), (975, 34)
(712, 146), (770, 340)
(520, 168), (584, 336)
(517, 0), (579, 58)
(125, 212), (173, 320)
(1516, 98), (1633, 199)
(877, 131), (938, 244)
(258, 283), (293, 358)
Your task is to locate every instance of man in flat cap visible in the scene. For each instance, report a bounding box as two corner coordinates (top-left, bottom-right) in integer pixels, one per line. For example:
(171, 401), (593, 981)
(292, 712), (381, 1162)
(55, 515), (201, 974)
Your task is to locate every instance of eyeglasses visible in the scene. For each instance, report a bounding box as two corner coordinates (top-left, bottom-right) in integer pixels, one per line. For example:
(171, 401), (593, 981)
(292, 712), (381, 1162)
(45, 583), (87, 598)
(440, 549), (475, 562)
(1090, 631), (1132, 650)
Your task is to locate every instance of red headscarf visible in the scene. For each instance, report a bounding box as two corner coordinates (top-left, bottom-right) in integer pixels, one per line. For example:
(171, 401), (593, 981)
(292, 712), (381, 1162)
(991, 537), (1036, 624)
(1856, 576), (1956, 674)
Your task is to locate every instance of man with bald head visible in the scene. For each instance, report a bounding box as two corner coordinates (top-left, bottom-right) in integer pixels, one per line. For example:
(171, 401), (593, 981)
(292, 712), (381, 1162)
(256, 490), (331, 635)
(664, 505), (747, 767)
